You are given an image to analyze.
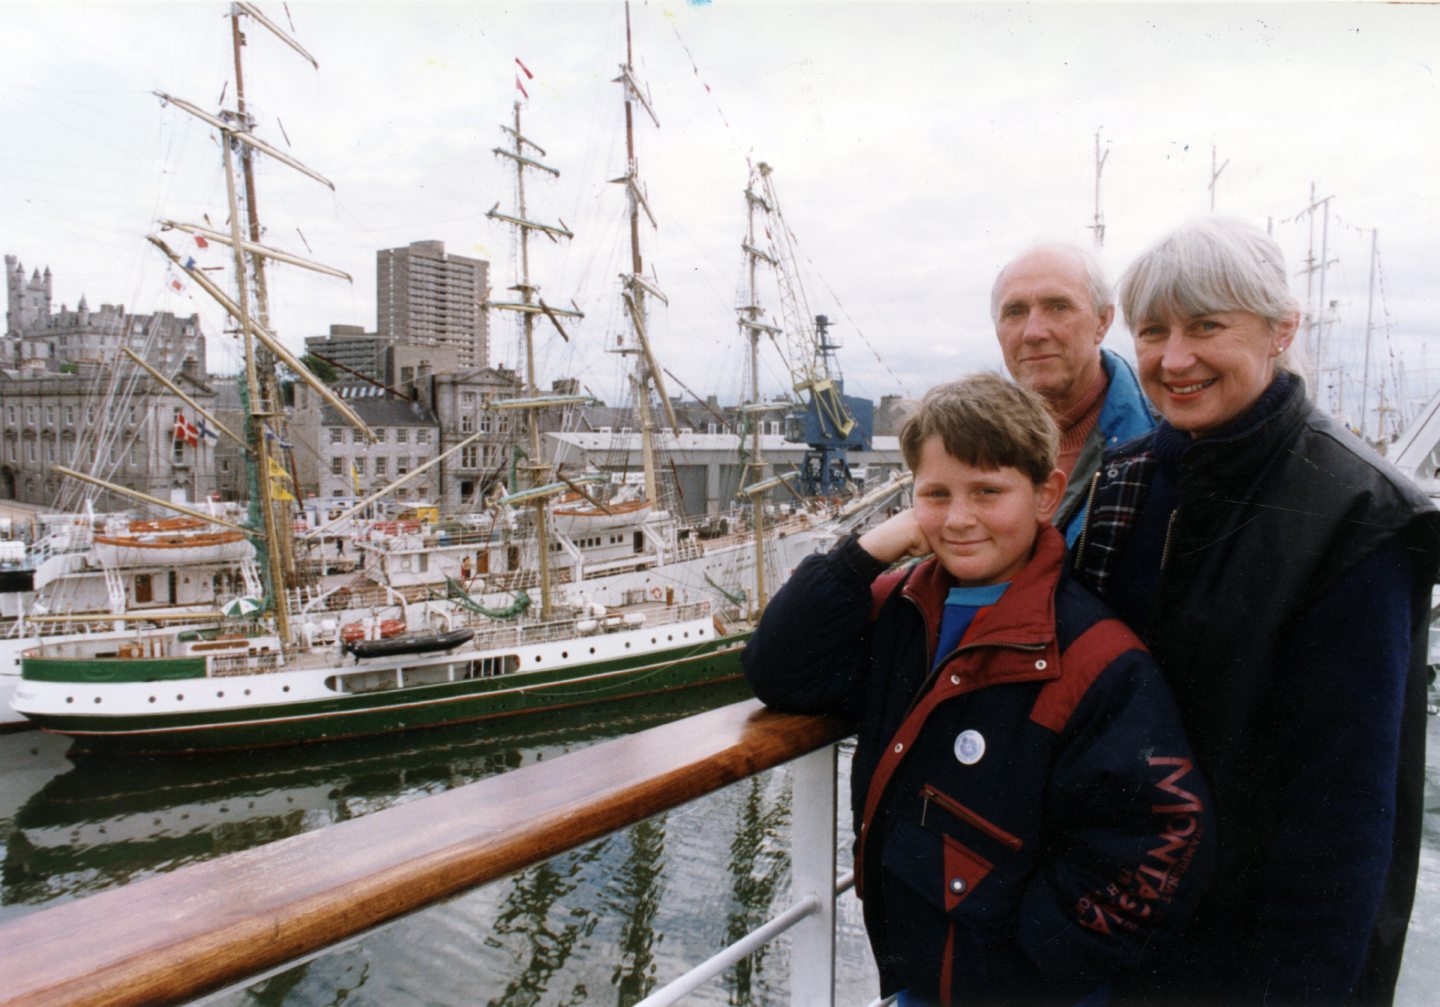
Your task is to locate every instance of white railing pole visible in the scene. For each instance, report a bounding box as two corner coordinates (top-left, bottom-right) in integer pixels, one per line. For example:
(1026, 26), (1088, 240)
(789, 743), (838, 1006)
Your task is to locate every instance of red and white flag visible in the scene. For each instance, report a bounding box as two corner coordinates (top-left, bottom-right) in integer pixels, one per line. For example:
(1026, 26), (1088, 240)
(173, 411), (199, 447)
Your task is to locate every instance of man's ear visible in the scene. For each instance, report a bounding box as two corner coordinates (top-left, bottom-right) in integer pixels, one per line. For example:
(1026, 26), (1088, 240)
(1095, 304), (1115, 343)
(1035, 468), (1067, 523)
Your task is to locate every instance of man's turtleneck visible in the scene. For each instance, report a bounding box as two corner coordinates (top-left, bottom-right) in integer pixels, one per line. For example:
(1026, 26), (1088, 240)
(1056, 364), (1110, 477)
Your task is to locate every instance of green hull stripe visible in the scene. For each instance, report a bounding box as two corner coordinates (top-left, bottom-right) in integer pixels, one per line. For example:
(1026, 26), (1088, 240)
(27, 635), (750, 752)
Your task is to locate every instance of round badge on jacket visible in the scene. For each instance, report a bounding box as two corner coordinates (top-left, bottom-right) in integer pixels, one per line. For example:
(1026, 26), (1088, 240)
(953, 729), (986, 765)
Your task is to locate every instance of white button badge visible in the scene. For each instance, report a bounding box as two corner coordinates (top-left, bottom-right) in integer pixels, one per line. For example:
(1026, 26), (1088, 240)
(954, 729), (986, 765)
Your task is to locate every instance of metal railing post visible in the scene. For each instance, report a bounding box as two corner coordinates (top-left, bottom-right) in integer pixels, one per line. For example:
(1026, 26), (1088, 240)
(789, 743), (837, 1006)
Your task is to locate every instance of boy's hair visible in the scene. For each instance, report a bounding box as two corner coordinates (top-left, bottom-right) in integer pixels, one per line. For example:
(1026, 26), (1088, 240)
(898, 372), (1058, 485)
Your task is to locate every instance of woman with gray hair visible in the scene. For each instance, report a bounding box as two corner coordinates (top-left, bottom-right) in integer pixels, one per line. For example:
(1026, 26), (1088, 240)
(1073, 216), (1440, 1005)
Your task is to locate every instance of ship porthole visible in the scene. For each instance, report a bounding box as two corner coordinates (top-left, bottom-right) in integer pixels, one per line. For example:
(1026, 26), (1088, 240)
(589, 647), (596, 654)
(534, 655), (542, 663)
(216, 691), (224, 698)
(625, 642), (631, 649)
(282, 686), (290, 693)
(93, 696), (102, 704)
(149, 697), (156, 704)
(176, 694), (183, 701)
(244, 688), (252, 696)
(562, 651), (568, 658)
(66, 697), (74, 704)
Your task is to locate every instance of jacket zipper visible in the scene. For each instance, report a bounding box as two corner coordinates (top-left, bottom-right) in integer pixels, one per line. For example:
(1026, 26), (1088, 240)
(1160, 508), (1179, 571)
(1072, 468), (1103, 569)
(921, 784), (1024, 850)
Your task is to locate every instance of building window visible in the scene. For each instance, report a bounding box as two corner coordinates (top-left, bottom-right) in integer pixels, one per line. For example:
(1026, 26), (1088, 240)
(329, 427), (343, 444)
(172, 440), (183, 464)
(87, 406), (95, 425)
(129, 442), (138, 466)
(479, 412), (493, 433)
(27, 441), (36, 463)
(354, 458), (366, 476)
(375, 457), (387, 476)
(353, 428), (365, 444)
(64, 405), (75, 425)
(5, 406), (13, 425)
(396, 428), (408, 445)
(45, 406), (55, 425)
(397, 457), (410, 475)
(25, 406), (35, 425)
(331, 457), (344, 476)
(461, 414), (474, 433)
(417, 429), (430, 444)
(374, 428), (387, 444)
(461, 446), (478, 469)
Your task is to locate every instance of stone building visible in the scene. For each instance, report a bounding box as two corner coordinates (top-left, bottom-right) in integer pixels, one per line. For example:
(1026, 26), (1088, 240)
(421, 366), (524, 512)
(0, 370), (219, 507)
(5, 255), (205, 376)
(289, 383), (441, 502)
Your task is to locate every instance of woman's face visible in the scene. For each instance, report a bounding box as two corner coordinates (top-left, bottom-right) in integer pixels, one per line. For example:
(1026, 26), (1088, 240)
(1133, 309), (1296, 436)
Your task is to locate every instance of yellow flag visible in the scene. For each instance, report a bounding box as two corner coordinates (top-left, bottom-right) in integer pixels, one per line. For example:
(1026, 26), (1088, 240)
(268, 456), (292, 482)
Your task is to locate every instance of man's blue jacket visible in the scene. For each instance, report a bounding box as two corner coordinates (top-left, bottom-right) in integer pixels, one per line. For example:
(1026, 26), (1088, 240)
(1056, 348), (1155, 544)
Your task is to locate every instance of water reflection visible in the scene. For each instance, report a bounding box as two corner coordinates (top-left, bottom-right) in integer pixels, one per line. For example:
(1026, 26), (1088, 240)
(0, 681), (751, 926)
(5, 699), (1437, 1005)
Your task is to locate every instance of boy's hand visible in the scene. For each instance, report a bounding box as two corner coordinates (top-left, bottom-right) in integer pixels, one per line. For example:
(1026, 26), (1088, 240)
(858, 509), (932, 565)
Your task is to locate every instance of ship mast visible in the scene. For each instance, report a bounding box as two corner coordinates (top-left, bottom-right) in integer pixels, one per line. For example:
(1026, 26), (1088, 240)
(230, 4), (306, 590)
(612, 1), (677, 510)
(485, 98), (585, 621)
(145, 8), (368, 643)
(736, 168), (783, 618)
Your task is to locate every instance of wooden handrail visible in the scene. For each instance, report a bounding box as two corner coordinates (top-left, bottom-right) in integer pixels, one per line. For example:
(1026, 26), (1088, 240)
(0, 700), (849, 1007)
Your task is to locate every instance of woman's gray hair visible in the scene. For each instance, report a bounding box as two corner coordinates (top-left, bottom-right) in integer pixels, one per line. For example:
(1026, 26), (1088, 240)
(1119, 218), (1302, 327)
(1119, 217), (1304, 371)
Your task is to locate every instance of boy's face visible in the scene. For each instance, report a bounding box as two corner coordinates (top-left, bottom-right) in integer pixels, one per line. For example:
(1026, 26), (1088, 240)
(912, 436), (1064, 586)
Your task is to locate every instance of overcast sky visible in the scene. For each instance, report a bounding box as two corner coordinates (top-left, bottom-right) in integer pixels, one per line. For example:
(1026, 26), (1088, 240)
(4, 1), (1438, 435)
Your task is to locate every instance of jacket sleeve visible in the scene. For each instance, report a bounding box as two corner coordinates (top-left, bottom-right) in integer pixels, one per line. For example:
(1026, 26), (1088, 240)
(741, 532), (891, 721)
(1015, 648), (1216, 990)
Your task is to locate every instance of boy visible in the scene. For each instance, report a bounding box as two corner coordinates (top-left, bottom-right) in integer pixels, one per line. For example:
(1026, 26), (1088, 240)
(743, 374), (1212, 1005)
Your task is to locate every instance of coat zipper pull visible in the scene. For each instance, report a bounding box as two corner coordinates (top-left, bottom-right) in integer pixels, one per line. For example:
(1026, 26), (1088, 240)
(1160, 508), (1179, 571)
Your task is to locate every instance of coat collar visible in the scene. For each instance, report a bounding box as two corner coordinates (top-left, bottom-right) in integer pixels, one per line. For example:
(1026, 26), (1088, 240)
(900, 523), (1065, 687)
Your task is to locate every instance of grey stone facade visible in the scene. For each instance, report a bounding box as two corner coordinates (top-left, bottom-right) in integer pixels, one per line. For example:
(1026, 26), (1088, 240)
(0, 370), (219, 507)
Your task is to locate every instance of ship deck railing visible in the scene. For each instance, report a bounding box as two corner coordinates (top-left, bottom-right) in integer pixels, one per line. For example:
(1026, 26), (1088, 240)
(0, 700), (867, 1007)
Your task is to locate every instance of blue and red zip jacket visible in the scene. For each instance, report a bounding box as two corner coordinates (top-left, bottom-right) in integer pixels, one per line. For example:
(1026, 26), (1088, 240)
(743, 525), (1214, 1004)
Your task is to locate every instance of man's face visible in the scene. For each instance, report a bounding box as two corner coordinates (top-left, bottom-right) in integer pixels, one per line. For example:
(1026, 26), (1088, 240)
(993, 249), (1113, 414)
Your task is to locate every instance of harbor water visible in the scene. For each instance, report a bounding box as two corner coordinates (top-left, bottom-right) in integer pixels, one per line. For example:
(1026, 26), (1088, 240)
(1, 686), (1438, 1005)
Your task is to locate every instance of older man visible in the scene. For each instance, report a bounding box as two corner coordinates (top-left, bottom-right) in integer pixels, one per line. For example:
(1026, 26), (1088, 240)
(991, 244), (1154, 541)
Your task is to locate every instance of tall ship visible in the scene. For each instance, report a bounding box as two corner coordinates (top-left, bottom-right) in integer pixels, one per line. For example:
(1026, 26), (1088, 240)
(9, 4), (900, 753)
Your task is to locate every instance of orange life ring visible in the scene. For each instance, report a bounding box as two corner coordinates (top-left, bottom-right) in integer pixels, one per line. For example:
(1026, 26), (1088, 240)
(650, 587), (662, 601)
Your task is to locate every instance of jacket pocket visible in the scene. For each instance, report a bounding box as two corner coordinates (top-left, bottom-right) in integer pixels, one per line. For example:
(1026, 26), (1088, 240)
(921, 784), (1024, 852)
(941, 833), (992, 911)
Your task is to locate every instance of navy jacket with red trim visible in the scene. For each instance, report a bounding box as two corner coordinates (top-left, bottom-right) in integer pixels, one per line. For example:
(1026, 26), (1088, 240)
(743, 525), (1215, 1005)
